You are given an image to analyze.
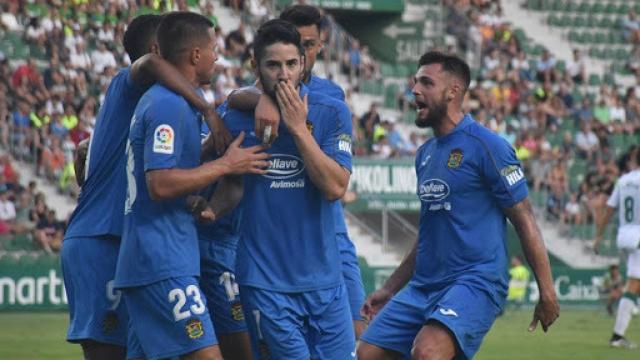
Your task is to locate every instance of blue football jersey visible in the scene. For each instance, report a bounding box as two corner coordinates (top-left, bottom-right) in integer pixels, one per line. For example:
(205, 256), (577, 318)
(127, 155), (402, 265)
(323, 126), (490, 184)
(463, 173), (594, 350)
(306, 75), (350, 235)
(223, 84), (353, 292)
(114, 84), (203, 288)
(412, 114), (528, 303)
(65, 68), (145, 239)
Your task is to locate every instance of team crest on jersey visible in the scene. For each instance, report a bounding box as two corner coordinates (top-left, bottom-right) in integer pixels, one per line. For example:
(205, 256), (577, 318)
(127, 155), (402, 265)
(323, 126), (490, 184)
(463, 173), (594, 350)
(447, 148), (463, 168)
(231, 302), (245, 321)
(153, 124), (174, 154)
(102, 312), (118, 333)
(185, 318), (204, 339)
(306, 120), (314, 133)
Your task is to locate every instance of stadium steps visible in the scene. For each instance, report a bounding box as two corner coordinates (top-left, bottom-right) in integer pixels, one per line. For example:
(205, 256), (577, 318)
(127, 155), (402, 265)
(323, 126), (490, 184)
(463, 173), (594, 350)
(344, 211), (402, 267)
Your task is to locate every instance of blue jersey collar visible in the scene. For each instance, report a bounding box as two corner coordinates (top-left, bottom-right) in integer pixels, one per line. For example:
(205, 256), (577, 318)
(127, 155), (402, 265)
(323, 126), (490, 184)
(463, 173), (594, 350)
(437, 113), (474, 142)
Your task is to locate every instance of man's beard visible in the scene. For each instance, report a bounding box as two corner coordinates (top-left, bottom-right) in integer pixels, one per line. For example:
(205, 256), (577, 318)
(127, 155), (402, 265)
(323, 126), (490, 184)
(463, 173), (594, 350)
(415, 100), (447, 129)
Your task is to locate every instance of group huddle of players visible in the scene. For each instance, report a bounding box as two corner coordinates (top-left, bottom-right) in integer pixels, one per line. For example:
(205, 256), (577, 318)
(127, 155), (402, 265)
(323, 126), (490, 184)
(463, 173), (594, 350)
(60, 5), (560, 360)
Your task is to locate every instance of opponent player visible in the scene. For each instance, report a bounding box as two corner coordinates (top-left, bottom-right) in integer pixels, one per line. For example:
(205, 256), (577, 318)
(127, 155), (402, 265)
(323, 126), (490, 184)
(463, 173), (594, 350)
(221, 19), (355, 358)
(227, 4), (366, 338)
(113, 12), (268, 360)
(357, 51), (559, 359)
(594, 147), (640, 349)
(61, 14), (229, 360)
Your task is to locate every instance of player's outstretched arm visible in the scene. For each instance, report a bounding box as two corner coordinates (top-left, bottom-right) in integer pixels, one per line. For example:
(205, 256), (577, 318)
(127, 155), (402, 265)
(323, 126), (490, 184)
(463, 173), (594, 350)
(361, 240), (417, 321)
(147, 132), (269, 201)
(503, 198), (559, 332)
(74, 137), (90, 187)
(275, 80), (348, 201)
(227, 84), (280, 144)
(130, 53), (232, 154)
(593, 206), (614, 254)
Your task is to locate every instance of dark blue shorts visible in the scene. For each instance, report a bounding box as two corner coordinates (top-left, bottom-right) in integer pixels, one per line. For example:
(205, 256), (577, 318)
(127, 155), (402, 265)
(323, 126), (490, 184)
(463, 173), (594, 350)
(199, 241), (247, 334)
(241, 284), (356, 359)
(123, 277), (217, 360)
(61, 236), (127, 346)
(361, 282), (501, 359)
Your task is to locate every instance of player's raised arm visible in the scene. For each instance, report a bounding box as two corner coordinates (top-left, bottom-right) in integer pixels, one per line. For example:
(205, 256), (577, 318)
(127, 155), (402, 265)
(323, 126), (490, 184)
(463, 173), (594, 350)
(227, 83), (280, 144)
(503, 198), (560, 332)
(147, 131), (269, 201)
(130, 53), (232, 154)
(276, 80), (349, 201)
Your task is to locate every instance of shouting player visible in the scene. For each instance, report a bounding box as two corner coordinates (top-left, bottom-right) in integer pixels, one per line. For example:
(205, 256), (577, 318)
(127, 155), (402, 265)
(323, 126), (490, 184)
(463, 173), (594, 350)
(357, 52), (559, 359)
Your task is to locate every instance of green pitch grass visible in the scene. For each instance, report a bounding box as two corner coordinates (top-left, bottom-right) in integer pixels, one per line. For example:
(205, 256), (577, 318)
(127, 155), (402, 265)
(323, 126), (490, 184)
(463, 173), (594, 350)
(0, 310), (638, 359)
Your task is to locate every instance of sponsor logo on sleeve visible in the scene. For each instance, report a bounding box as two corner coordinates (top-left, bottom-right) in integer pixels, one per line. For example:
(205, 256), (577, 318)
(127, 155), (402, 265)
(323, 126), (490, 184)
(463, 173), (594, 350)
(153, 124), (174, 154)
(500, 165), (525, 186)
(337, 134), (352, 154)
(447, 148), (463, 168)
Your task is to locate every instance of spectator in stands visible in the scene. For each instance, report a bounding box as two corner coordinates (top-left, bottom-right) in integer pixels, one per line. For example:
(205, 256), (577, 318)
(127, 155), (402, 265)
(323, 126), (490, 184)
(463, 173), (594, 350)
(359, 102), (381, 145)
(34, 209), (63, 254)
(371, 135), (393, 159)
(546, 183), (565, 220)
(507, 255), (530, 309)
(562, 192), (582, 225)
(0, 189), (16, 223)
(565, 49), (586, 85)
(91, 41), (117, 75)
(535, 49), (556, 83)
(620, 9), (640, 47)
(345, 39), (361, 85)
(575, 122), (599, 160)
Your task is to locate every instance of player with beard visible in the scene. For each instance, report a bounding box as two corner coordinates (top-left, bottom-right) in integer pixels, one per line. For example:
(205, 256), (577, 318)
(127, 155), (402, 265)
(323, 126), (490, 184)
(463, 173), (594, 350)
(219, 19), (355, 358)
(357, 51), (559, 359)
(226, 5), (366, 339)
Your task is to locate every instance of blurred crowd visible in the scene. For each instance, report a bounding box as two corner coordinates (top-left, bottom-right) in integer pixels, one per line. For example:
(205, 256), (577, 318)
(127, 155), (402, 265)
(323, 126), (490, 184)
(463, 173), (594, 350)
(0, 0), (638, 253)
(443, 0), (640, 231)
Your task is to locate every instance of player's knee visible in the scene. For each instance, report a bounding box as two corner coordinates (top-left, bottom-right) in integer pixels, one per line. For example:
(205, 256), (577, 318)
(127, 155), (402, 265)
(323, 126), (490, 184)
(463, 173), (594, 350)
(81, 341), (126, 360)
(356, 341), (380, 360)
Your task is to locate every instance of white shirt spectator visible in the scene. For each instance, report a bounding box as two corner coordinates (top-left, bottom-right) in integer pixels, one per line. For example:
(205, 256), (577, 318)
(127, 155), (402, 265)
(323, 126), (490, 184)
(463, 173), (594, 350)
(1, 12), (22, 32)
(70, 51), (92, 71)
(566, 57), (585, 79)
(41, 16), (62, 33)
(26, 24), (45, 42)
(610, 105), (626, 122)
(0, 198), (16, 222)
(91, 49), (117, 74)
(575, 129), (599, 151)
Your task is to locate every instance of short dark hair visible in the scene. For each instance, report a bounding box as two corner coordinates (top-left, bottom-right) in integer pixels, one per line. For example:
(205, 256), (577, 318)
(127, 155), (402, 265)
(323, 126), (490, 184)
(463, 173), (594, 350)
(253, 19), (304, 62)
(279, 5), (322, 32)
(123, 14), (163, 63)
(156, 11), (214, 64)
(418, 51), (471, 92)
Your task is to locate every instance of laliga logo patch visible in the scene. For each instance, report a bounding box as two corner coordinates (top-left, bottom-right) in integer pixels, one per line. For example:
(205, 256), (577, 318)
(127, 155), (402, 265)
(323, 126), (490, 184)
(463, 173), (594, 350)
(153, 124), (174, 154)
(447, 148), (463, 168)
(185, 318), (204, 339)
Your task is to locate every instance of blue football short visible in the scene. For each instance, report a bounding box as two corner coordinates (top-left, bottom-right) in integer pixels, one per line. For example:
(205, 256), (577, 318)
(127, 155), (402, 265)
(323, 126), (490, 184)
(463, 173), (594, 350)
(123, 276), (217, 360)
(360, 282), (502, 359)
(61, 236), (127, 346)
(240, 284), (356, 360)
(199, 240), (247, 334)
(337, 232), (365, 321)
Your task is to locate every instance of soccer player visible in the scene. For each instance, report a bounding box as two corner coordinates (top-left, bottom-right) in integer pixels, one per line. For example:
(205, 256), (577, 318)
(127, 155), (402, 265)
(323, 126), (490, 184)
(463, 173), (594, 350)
(221, 19), (355, 358)
(113, 12), (268, 360)
(195, 122), (253, 359)
(594, 147), (640, 349)
(61, 14), (230, 360)
(227, 4), (366, 338)
(357, 52), (559, 359)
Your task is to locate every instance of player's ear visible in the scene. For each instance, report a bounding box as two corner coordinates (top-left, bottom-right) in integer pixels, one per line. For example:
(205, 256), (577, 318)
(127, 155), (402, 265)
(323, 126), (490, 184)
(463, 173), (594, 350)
(191, 48), (201, 66)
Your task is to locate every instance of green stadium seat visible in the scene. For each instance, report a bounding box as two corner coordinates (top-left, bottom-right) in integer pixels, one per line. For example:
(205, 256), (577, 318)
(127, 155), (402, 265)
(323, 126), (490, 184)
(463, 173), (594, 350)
(618, 4), (630, 15)
(604, 3), (617, 14)
(576, 2), (589, 13)
(383, 84), (399, 109)
(573, 16), (586, 28)
(588, 73), (602, 86)
(590, 2), (604, 14)
(593, 32), (607, 44)
(599, 17), (613, 29)
(380, 63), (394, 78)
